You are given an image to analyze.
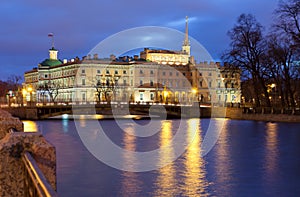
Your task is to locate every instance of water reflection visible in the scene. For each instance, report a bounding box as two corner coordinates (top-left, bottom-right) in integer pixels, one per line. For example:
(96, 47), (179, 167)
(182, 119), (209, 196)
(264, 122), (279, 183)
(213, 119), (232, 196)
(22, 120), (38, 132)
(62, 119), (69, 133)
(121, 125), (142, 196)
(154, 120), (177, 196)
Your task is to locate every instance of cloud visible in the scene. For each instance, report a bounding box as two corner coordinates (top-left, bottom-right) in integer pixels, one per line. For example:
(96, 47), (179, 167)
(166, 16), (199, 27)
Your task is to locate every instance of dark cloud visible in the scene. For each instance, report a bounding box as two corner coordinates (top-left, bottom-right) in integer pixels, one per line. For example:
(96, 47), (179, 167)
(0, 0), (278, 79)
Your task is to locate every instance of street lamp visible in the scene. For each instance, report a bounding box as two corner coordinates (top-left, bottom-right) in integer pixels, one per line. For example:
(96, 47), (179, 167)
(192, 88), (198, 102)
(27, 86), (33, 106)
(22, 88), (27, 106)
(163, 86), (169, 104)
(270, 83), (276, 107)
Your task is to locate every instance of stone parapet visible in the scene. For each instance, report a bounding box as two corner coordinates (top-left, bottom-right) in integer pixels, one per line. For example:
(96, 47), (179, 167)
(0, 109), (56, 196)
(0, 132), (56, 197)
(0, 110), (23, 139)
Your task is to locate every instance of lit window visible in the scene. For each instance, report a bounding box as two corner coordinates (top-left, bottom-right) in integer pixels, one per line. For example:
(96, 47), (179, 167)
(82, 93), (86, 101)
(150, 93), (154, 100)
(140, 93), (144, 101)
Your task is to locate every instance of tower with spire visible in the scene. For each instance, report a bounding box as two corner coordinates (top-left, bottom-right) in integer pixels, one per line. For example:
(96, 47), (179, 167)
(40, 33), (62, 67)
(182, 16), (191, 56)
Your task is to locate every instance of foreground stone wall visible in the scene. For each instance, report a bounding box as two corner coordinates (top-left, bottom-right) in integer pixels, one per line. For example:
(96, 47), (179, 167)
(0, 110), (56, 196)
(0, 110), (23, 139)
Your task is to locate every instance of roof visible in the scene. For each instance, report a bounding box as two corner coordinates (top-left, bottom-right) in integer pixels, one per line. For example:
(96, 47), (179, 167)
(40, 59), (62, 67)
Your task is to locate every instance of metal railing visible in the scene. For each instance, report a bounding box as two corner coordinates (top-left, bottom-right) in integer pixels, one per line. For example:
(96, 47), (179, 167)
(22, 152), (57, 197)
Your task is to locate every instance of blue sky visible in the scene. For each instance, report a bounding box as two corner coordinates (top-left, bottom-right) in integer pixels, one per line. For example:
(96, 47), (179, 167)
(0, 0), (279, 80)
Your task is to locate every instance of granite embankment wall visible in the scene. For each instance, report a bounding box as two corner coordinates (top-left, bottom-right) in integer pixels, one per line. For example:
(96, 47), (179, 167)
(0, 110), (56, 196)
(223, 107), (300, 122)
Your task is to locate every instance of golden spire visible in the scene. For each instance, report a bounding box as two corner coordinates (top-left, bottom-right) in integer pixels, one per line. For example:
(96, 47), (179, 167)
(183, 16), (189, 46)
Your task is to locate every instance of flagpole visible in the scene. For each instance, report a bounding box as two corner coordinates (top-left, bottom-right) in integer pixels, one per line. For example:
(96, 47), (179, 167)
(48, 33), (54, 49)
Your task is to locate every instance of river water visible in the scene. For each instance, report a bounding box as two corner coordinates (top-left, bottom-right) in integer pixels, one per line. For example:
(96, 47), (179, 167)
(23, 118), (300, 197)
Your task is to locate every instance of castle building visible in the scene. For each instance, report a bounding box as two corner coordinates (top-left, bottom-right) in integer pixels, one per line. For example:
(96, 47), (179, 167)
(24, 17), (241, 105)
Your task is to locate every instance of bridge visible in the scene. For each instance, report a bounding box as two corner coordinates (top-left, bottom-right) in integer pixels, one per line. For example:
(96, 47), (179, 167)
(2, 102), (213, 120)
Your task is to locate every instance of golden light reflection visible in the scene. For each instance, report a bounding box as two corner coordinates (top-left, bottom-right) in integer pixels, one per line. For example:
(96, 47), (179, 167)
(154, 120), (177, 196)
(79, 115), (86, 127)
(264, 122), (278, 178)
(121, 126), (141, 196)
(183, 119), (208, 196)
(22, 121), (38, 132)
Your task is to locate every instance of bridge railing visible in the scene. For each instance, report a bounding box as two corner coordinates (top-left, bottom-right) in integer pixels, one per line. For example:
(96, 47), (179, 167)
(22, 152), (57, 197)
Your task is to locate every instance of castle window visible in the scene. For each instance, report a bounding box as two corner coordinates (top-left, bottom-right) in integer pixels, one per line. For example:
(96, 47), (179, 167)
(82, 93), (86, 101)
(140, 93), (144, 101)
(150, 93), (154, 100)
(150, 80), (154, 87)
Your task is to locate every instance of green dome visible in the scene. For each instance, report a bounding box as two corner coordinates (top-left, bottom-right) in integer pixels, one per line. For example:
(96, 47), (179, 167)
(40, 59), (62, 67)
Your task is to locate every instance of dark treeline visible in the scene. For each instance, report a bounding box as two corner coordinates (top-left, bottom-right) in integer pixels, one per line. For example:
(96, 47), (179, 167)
(0, 75), (22, 97)
(223, 0), (300, 108)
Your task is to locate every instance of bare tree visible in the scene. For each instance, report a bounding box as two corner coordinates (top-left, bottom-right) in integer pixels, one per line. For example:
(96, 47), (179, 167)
(38, 81), (61, 103)
(265, 0), (300, 107)
(275, 0), (300, 45)
(264, 33), (299, 107)
(7, 75), (22, 91)
(223, 14), (270, 107)
(94, 76), (119, 102)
